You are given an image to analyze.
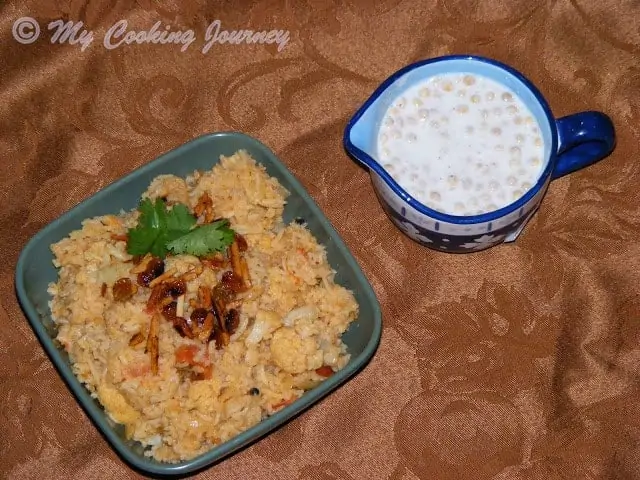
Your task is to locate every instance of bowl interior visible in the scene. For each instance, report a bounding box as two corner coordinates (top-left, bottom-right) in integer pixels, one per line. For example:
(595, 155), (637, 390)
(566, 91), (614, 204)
(347, 56), (554, 175)
(15, 132), (382, 477)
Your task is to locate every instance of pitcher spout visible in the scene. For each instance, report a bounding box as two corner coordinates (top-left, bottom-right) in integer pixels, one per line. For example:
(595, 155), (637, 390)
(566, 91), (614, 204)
(343, 101), (381, 170)
(344, 62), (425, 170)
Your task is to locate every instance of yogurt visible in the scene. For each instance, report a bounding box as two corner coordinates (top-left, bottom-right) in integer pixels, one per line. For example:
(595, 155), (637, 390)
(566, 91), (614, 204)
(376, 73), (545, 216)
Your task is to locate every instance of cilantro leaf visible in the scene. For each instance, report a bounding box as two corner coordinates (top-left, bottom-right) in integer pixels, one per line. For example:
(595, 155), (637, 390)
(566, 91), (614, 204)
(125, 197), (235, 259)
(126, 199), (163, 257)
(166, 220), (235, 257)
(126, 198), (196, 258)
(165, 203), (196, 232)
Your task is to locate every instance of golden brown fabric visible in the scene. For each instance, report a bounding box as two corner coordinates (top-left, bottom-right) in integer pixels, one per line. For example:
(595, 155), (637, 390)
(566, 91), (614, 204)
(1, 1), (639, 479)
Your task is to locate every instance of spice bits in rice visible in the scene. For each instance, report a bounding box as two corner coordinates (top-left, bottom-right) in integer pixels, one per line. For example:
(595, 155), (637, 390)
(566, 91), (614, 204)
(47, 150), (359, 462)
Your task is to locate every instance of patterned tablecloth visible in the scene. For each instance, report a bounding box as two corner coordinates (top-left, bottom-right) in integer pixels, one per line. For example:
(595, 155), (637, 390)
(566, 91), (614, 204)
(1, 1), (639, 479)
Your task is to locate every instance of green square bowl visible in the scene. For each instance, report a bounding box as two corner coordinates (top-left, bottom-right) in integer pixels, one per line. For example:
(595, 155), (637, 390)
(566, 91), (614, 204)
(14, 132), (382, 477)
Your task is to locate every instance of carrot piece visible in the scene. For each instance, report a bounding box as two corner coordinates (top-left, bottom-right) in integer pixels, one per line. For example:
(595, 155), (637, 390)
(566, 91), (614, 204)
(272, 397), (296, 410)
(124, 363), (150, 378)
(175, 344), (199, 365)
(110, 233), (128, 242)
(315, 366), (334, 377)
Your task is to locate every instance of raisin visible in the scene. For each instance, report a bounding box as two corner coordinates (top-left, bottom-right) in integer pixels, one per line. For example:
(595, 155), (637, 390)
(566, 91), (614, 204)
(190, 308), (215, 342)
(221, 271), (244, 294)
(165, 279), (186, 297)
(161, 301), (177, 322)
(137, 257), (165, 287)
(173, 316), (194, 339)
(112, 278), (136, 302)
(190, 308), (209, 325)
(128, 332), (145, 347)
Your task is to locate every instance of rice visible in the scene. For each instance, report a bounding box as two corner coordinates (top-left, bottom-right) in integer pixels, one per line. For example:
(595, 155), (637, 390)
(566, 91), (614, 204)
(47, 150), (359, 462)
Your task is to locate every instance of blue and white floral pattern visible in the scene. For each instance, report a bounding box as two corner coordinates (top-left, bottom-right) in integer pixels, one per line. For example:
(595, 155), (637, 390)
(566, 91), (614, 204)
(380, 199), (526, 253)
(395, 219), (434, 244)
(460, 234), (507, 250)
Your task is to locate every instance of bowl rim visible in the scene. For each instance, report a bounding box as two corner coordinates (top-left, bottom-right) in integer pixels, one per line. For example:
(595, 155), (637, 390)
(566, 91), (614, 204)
(14, 131), (383, 477)
(343, 54), (558, 225)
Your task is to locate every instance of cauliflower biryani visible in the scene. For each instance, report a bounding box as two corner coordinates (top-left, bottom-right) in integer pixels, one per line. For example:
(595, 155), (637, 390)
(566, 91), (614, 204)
(47, 150), (359, 462)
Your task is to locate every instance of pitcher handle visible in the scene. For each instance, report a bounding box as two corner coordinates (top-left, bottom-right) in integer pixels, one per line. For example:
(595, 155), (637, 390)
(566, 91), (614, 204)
(552, 111), (616, 180)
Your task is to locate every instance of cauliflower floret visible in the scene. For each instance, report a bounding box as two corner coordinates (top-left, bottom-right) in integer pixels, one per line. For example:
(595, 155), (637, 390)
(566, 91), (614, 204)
(245, 310), (281, 344)
(269, 327), (322, 374)
(282, 306), (321, 338)
(97, 382), (140, 424)
(143, 174), (189, 206)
